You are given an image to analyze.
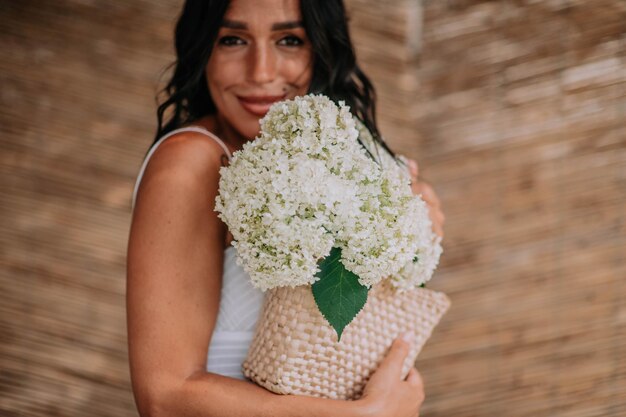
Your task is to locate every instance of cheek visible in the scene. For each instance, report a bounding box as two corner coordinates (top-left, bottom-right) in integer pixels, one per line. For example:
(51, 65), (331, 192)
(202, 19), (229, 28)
(281, 52), (313, 91)
(206, 54), (242, 93)
(205, 55), (260, 139)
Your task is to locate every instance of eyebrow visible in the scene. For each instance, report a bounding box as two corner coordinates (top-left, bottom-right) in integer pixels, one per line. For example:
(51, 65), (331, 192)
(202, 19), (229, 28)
(221, 19), (304, 30)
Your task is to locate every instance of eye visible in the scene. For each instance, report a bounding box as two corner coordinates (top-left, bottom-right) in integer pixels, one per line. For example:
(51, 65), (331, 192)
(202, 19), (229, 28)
(277, 35), (304, 47)
(218, 35), (245, 46)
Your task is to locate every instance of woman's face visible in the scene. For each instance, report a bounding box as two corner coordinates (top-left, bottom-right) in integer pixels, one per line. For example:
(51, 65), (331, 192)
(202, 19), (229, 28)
(206, 0), (314, 140)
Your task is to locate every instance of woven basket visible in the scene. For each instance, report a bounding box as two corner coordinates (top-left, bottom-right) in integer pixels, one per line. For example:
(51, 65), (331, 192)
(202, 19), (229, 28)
(242, 279), (451, 400)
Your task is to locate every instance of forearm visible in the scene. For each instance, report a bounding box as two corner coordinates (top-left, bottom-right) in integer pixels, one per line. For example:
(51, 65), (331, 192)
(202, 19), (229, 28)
(156, 371), (366, 417)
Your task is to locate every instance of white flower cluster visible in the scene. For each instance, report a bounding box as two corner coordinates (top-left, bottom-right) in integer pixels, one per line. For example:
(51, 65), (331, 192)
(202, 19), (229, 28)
(215, 94), (442, 291)
(354, 121), (443, 291)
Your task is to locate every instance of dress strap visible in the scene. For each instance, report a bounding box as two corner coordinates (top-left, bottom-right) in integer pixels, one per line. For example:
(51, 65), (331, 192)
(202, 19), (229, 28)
(131, 126), (232, 210)
(160, 126), (233, 160)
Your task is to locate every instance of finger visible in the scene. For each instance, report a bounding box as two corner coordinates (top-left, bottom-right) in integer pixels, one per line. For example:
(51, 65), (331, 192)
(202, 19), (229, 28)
(411, 182), (440, 209)
(408, 159), (419, 178)
(438, 212), (446, 229)
(410, 182), (430, 201)
(431, 211), (444, 238)
(433, 222), (444, 239)
(405, 367), (416, 382)
(377, 334), (413, 378)
(410, 181), (422, 197)
(405, 367), (423, 387)
(409, 368), (425, 402)
(430, 208), (445, 228)
(418, 183), (441, 208)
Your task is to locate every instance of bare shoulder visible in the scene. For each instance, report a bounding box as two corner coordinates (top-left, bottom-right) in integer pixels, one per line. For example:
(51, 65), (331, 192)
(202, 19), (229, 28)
(146, 129), (229, 185)
(129, 129), (232, 252)
(134, 129), (230, 211)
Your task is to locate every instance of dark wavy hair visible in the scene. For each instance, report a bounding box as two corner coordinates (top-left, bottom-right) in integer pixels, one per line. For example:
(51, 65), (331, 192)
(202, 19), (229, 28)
(153, 0), (402, 165)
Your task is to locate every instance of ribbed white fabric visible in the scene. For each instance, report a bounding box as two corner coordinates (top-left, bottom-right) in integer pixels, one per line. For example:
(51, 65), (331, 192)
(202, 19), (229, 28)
(131, 126), (265, 381)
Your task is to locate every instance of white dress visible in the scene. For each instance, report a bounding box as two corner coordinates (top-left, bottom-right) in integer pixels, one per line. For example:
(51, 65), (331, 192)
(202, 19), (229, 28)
(130, 126), (265, 381)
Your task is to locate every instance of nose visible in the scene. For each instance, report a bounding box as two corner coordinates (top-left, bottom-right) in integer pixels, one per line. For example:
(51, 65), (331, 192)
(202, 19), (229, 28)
(248, 43), (276, 85)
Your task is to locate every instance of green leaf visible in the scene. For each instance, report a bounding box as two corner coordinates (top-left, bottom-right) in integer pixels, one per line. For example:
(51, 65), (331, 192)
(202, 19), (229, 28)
(312, 247), (369, 342)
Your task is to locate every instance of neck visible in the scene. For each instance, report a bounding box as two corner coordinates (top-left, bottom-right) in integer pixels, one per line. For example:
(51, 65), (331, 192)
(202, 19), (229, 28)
(214, 113), (251, 152)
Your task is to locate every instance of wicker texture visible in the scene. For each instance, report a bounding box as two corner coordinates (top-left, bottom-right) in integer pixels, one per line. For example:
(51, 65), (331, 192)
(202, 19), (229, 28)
(242, 279), (451, 400)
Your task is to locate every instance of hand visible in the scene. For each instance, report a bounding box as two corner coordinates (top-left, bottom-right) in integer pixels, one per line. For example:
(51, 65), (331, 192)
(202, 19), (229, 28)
(356, 334), (425, 417)
(407, 159), (445, 239)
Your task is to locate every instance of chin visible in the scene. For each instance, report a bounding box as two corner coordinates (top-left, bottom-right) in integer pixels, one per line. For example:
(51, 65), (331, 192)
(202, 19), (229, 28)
(238, 118), (263, 141)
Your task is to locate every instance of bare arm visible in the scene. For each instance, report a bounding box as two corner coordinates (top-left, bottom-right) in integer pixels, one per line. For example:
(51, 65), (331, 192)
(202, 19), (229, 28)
(163, 371), (366, 417)
(126, 133), (367, 417)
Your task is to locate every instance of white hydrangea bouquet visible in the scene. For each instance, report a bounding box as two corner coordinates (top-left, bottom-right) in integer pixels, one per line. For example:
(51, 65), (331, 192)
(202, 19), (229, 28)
(215, 94), (450, 400)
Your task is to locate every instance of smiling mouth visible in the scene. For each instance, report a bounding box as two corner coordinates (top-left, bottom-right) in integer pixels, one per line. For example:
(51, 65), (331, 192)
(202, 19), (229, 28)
(237, 93), (287, 117)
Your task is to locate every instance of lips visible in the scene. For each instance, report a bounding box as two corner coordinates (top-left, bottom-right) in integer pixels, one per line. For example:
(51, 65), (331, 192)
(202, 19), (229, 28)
(237, 93), (287, 117)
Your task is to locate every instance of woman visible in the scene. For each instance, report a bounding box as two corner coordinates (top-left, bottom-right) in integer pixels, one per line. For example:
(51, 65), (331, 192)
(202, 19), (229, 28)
(126, 0), (445, 416)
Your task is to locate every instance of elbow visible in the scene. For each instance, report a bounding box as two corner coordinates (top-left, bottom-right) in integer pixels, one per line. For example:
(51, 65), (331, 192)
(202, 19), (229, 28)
(135, 402), (163, 417)
(133, 390), (167, 417)
(131, 378), (180, 417)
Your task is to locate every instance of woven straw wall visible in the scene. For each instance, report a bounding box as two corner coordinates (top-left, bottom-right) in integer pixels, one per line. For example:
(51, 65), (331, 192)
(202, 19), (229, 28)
(406, 2), (625, 416)
(1, 0), (624, 416)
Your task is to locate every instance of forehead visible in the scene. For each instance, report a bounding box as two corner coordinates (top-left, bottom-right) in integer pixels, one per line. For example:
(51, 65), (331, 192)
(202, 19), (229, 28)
(223, 0), (302, 25)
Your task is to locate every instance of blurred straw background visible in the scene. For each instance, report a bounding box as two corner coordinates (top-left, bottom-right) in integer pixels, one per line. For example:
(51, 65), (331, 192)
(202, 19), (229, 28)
(1, 0), (624, 416)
